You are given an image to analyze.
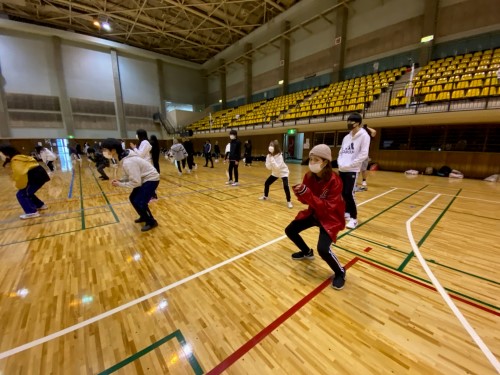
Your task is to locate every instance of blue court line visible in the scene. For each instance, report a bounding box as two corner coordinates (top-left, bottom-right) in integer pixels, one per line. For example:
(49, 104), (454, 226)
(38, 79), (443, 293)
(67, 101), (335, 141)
(97, 329), (203, 375)
(68, 168), (75, 198)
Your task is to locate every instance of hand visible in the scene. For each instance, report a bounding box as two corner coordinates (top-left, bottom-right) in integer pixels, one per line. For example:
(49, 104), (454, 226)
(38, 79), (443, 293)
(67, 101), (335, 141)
(293, 183), (306, 193)
(130, 142), (136, 149)
(111, 179), (120, 187)
(235, 161), (239, 165)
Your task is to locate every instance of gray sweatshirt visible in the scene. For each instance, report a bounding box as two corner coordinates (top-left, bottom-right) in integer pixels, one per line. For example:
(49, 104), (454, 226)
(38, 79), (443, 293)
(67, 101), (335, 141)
(117, 150), (159, 189)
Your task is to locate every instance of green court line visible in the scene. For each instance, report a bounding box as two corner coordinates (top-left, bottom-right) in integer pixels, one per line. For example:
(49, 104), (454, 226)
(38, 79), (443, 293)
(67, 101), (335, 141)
(96, 187), (426, 375)
(89, 168), (120, 224)
(346, 233), (499, 285)
(337, 185), (429, 240)
(345, 233), (408, 254)
(78, 163), (85, 229)
(333, 243), (499, 311)
(97, 329), (203, 375)
(398, 189), (461, 271)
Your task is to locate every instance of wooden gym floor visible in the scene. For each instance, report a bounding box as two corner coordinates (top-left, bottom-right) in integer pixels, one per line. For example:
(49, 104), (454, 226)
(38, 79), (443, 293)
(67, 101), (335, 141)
(0, 156), (498, 374)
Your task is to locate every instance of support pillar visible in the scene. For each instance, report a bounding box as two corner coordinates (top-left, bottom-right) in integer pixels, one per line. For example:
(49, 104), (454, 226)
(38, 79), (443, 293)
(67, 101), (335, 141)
(332, 1), (348, 83)
(52, 36), (74, 137)
(110, 49), (127, 139)
(280, 21), (290, 96)
(244, 44), (253, 104)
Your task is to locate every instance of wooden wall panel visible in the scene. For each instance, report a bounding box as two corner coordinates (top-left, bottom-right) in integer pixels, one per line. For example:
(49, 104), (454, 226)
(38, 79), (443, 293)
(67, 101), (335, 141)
(346, 16), (423, 64)
(289, 48), (332, 81)
(253, 68), (280, 93)
(437, 0), (500, 38)
(373, 150), (500, 178)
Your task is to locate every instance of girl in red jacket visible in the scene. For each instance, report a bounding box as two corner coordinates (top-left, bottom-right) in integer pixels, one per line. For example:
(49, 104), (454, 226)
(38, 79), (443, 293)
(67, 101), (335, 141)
(285, 144), (347, 290)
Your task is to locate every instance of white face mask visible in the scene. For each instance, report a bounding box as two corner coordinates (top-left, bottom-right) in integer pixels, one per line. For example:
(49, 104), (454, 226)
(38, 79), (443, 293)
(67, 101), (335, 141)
(308, 162), (324, 174)
(229, 135), (235, 140)
(268, 146), (274, 153)
(103, 150), (113, 159)
(0, 152), (5, 161)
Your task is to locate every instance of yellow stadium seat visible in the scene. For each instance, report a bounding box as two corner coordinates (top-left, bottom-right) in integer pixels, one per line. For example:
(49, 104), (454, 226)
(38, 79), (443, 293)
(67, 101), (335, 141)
(479, 87), (490, 97)
(436, 92), (450, 101)
(431, 84), (443, 93)
(452, 90), (465, 100)
(424, 93), (437, 102)
(444, 83), (454, 91)
(465, 88), (480, 98)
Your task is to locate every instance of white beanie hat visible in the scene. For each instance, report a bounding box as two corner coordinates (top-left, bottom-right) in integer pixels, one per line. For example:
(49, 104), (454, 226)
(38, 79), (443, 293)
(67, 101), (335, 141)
(309, 144), (332, 161)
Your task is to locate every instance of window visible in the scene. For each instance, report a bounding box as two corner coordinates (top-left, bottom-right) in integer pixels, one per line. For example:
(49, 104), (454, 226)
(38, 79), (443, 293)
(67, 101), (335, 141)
(336, 131), (349, 147)
(380, 128), (410, 150)
(314, 132), (335, 146)
(446, 125), (488, 152)
(165, 102), (193, 112)
(411, 125), (446, 151)
(485, 125), (500, 152)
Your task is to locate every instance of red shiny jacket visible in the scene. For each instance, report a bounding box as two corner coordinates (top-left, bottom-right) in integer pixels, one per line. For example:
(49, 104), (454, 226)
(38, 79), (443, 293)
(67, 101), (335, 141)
(294, 171), (345, 242)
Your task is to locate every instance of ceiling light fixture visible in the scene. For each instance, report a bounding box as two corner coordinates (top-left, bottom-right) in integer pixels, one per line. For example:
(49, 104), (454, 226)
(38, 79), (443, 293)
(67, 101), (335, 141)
(102, 22), (111, 32)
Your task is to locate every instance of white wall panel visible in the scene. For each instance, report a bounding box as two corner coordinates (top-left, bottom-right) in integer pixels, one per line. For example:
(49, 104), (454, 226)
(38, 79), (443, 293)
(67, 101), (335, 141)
(0, 34), (57, 95)
(118, 55), (159, 105)
(62, 44), (115, 100)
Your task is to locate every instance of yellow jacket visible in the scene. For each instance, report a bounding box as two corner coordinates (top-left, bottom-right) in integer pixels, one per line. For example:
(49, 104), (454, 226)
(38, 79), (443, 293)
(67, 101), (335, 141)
(11, 155), (40, 189)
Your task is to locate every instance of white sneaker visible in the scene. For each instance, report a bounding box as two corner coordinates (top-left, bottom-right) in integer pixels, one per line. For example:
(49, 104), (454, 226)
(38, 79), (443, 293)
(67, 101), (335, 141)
(287, 202), (293, 208)
(346, 218), (358, 229)
(259, 196), (268, 200)
(187, 169), (191, 174)
(344, 213), (351, 220)
(362, 180), (367, 187)
(231, 182), (239, 186)
(20, 212), (41, 220)
(225, 180), (233, 185)
(37, 204), (49, 210)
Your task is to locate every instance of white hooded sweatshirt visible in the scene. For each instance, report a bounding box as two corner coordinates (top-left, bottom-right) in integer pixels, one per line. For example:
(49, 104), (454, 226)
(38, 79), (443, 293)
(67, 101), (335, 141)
(337, 128), (371, 172)
(265, 153), (289, 178)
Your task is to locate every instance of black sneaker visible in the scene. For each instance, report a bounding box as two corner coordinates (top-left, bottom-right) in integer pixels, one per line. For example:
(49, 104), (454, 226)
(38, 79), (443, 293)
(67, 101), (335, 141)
(332, 270), (346, 290)
(141, 221), (158, 232)
(134, 217), (145, 223)
(291, 249), (314, 260)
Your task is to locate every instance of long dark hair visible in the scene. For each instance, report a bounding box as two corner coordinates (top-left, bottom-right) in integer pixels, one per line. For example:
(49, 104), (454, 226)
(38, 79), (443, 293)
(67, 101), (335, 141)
(136, 129), (148, 146)
(150, 135), (159, 153)
(0, 145), (21, 167)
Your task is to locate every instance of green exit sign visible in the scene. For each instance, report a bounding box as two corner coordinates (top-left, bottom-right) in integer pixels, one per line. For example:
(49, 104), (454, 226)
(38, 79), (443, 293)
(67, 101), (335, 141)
(68, 135), (75, 139)
(287, 129), (296, 135)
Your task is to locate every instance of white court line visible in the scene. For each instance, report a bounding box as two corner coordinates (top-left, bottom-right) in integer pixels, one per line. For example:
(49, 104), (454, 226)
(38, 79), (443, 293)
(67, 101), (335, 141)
(0, 187), (398, 360)
(0, 236), (286, 360)
(357, 188), (397, 206)
(406, 194), (500, 373)
(392, 186), (500, 204)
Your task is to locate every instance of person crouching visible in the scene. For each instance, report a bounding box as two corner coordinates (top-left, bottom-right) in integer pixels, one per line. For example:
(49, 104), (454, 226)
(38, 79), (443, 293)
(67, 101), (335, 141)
(101, 138), (160, 232)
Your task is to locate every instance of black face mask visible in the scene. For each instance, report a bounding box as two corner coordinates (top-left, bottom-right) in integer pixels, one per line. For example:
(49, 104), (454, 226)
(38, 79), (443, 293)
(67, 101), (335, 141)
(347, 122), (356, 130)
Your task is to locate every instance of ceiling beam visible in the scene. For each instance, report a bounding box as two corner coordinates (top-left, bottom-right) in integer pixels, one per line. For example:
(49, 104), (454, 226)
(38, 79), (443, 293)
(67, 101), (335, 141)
(160, 0), (246, 37)
(37, 0), (222, 53)
(208, 0), (353, 73)
(263, 0), (285, 12)
(125, 0), (148, 41)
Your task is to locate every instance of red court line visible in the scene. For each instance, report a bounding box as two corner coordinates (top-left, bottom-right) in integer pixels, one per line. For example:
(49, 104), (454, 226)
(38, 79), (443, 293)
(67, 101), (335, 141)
(206, 257), (360, 375)
(207, 255), (498, 374)
(358, 258), (500, 317)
